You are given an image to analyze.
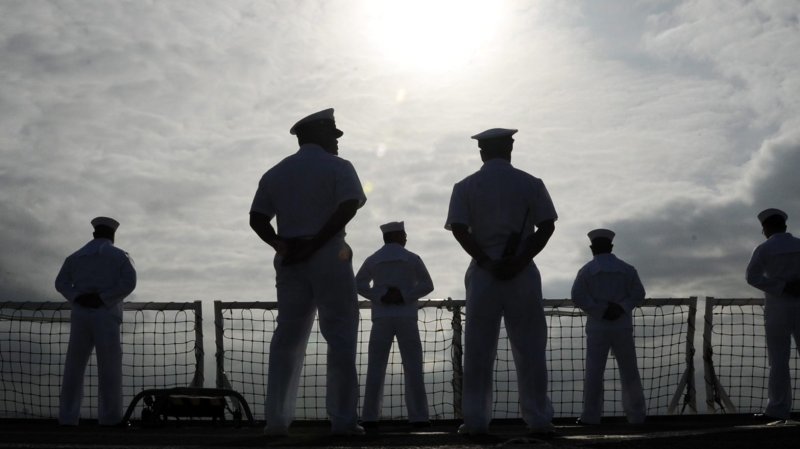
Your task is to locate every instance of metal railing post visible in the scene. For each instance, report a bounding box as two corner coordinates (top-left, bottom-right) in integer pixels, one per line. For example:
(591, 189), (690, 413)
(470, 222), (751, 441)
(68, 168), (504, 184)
(189, 300), (205, 387)
(702, 297), (737, 413)
(668, 297), (697, 413)
(447, 298), (463, 419)
(213, 300), (228, 389)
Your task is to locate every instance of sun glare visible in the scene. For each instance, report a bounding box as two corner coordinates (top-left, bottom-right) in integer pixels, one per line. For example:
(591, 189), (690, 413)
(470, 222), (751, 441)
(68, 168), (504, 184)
(365, 0), (503, 72)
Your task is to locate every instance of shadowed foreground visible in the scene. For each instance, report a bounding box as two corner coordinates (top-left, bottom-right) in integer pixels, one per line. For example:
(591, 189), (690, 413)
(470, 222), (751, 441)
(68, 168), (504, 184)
(1, 415), (799, 449)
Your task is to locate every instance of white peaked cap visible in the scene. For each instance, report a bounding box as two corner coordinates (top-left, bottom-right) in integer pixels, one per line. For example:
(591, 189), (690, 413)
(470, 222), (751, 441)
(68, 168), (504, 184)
(380, 221), (405, 233)
(289, 108), (338, 135)
(588, 228), (615, 242)
(91, 216), (120, 231)
(757, 208), (788, 224)
(470, 128), (518, 140)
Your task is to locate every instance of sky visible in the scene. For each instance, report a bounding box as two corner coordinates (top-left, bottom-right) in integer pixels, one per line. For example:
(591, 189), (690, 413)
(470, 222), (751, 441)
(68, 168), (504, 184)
(1, 0), (799, 303)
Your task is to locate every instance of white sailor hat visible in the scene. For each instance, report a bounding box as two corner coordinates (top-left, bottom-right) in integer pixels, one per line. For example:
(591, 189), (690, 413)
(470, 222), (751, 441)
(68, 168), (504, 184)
(470, 128), (518, 141)
(91, 216), (120, 231)
(380, 221), (405, 234)
(587, 228), (615, 242)
(289, 108), (343, 137)
(757, 208), (788, 224)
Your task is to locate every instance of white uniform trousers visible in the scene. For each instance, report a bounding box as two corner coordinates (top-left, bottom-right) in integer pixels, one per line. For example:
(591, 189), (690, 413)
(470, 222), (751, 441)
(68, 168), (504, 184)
(764, 299), (800, 419)
(462, 262), (553, 432)
(59, 306), (122, 426)
(362, 316), (429, 422)
(265, 239), (360, 431)
(581, 328), (646, 424)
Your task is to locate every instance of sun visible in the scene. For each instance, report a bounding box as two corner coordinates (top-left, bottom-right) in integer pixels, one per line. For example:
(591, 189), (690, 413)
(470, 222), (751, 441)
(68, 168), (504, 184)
(365, 0), (503, 72)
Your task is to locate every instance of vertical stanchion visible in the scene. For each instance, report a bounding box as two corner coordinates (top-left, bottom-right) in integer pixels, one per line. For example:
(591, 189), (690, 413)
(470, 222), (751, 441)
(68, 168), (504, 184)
(684, 296), (697, 412)
(214, 301), (244, 415)
(702, 297), (737, 413)
(668, 297), (697, 413)
(214, 300), (227, 389)
(448, 298), (463, 419)
(190, 300), (205, 387)
(703, 296), (718, 412)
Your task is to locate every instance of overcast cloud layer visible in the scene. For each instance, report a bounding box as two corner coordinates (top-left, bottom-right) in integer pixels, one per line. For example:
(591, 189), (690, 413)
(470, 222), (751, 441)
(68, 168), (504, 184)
(1, 0), (798, 303)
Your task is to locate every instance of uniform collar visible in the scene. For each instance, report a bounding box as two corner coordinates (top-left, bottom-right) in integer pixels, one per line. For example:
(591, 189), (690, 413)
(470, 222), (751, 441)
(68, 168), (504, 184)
(768, 232), (792, 240)
(74, 238), (114, 257)
(480, 159), (512, 170)
(588, 253), (623, 274)
(371, 243), (411, 263)
(298, 143), (328, 154)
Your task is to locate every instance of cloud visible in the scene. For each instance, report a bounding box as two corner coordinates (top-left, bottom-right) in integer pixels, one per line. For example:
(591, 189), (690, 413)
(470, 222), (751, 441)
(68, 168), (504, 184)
(609, 130), (800, 298)
(0, 0), (798, 305)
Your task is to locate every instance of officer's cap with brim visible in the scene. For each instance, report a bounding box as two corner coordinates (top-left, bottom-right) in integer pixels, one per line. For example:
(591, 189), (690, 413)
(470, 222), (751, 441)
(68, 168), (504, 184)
(587, 228), (615, 243)
(289, 108), (343, 138)
(757, 208), (788, 224)
(91, 216), (120, 231)
(380, 221), (405, 234)
(471, 128), (518, 141)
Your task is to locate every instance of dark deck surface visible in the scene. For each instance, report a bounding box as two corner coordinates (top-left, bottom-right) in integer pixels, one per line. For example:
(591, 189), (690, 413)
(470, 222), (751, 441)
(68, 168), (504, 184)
(1, 415), (799, 448)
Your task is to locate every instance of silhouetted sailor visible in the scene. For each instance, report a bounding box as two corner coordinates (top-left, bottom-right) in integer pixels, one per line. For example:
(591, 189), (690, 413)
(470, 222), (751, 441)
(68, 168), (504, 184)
(55, 216), (137, 426)
(249, 108), (367, 436)
(445, 128), (557, 436)
(356, 221), (433, 429)
(746, 208), (800, 422)
(571, 229), (646, 425)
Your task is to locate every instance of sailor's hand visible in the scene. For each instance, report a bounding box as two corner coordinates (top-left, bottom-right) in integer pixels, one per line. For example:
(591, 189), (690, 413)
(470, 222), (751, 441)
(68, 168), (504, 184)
(269, 238), (289, 257)
(492, 255), (529, 281)
(381, 287), (404, 305)
(281, 238), (318, 266)
(476, 255), (495, 271)
(602, 303), (624, 320)
(75, 293), (103, 308)
(784, 280), (800, 298)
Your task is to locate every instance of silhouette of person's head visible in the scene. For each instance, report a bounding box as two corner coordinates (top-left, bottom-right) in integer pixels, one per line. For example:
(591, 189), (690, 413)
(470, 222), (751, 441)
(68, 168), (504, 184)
(471, 128), (517, 163)
(479, 136), (514, 162)
(290, 109), (344, 155)
(587, 228), (615, 256)
(296, 122), (342, 155)
(90, 216), (119, 243)
(590, 238), (613, 255)
(93, 226), (116, 242)
(757, 208), (788, 238)
(380, 221), (406, 247)
(761, 214), (787, 238)
(383, 230), (407, 247)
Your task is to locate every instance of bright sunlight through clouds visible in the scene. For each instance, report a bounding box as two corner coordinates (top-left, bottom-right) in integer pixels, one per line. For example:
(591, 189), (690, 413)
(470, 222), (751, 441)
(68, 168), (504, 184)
(365, 0), (504, 72)
(1, 0), (799, 303)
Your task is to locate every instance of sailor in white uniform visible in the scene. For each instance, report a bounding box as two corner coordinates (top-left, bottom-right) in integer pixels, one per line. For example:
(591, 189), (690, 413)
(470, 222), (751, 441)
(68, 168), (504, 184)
(249, 108), (367, 436)
(746, 208), (800, 421)
(571, 229), (647, 425)
(445, 128), (557, 436)
(356, 221), (434, 428)
(55, 216), (137, 426)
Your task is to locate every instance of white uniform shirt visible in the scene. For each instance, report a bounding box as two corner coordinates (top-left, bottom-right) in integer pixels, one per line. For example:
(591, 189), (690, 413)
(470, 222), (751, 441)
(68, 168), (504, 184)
(250, 144), (366, 239)
(444, 159), (557, 259)
(571, 253), (645, 330)
(55, 238), (137, 321)
(356, 243), (434, 318)
(746, 232), (800, 304)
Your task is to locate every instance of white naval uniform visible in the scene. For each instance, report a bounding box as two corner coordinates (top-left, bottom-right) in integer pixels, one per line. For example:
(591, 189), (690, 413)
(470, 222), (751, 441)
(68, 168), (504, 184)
(445, 158), (557, 432)
(54, 238), (137, 426)
(355, 243), (434, 423)
(571, 253), (647, 424)
(251, 143), (366, 431)
(746, 232), (800, 419)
